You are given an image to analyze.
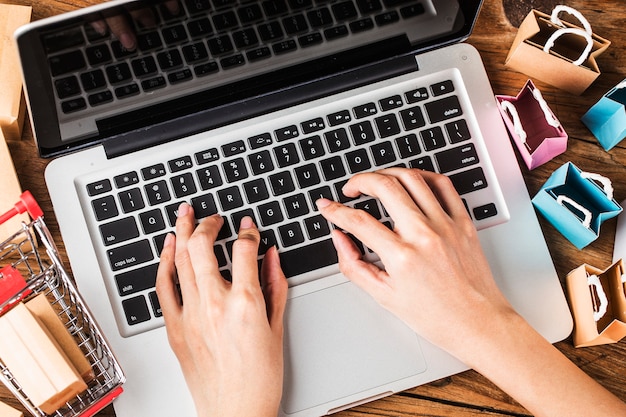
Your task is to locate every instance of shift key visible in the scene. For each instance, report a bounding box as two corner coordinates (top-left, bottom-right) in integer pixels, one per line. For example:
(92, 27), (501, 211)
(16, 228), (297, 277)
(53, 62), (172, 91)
(108, 240), (153, 271)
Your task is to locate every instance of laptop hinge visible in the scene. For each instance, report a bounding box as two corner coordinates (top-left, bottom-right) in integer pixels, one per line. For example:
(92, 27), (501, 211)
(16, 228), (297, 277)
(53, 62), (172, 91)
(102, 52), (418, 159)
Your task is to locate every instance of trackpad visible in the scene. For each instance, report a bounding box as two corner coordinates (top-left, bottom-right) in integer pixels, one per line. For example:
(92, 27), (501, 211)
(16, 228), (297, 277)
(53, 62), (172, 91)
(281, 281), (427, 414)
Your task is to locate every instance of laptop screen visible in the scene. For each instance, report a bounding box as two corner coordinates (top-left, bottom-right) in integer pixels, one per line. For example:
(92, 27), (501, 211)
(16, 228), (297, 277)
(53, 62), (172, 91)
(16, 0), (482, 157)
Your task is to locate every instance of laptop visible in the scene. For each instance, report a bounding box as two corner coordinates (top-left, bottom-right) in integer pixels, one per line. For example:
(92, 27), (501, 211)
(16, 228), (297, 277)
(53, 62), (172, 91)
(15, 0), (573, 415)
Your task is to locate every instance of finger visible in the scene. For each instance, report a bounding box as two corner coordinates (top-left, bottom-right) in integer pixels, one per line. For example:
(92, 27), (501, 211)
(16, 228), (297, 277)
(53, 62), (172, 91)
(231, 216), (262, 290)
(377, 168), (453, 222)
(341, 171), (426, 225)
(419, 170), (471, 221)
(174, 203), (199, 300)
(260, 247), (288, 333)
(156, 233), (182, 322)
(105, 15), (136, 50)
(186, 214), (227, 294)
(164, 0), (182, 15)
(316, 198), (398, 261)
(129, 8), (158, 30)
(330, 230), (391, 305)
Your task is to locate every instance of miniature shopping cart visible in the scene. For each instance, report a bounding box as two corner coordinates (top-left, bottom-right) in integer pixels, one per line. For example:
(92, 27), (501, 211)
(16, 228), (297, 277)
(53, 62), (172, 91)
(0, 191), (124, 417)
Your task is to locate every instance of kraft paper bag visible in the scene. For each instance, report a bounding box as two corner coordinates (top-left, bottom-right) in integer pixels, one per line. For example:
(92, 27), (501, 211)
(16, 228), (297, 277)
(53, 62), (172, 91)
(496, 80), (567, 170)
(566, 259), (626, 347)
(505, 5), (610, 95)
(531, 162), (622, 249)
(581, 79), (626, 151)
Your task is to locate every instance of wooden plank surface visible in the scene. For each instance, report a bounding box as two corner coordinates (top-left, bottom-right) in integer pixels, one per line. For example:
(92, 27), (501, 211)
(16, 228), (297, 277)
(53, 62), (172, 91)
(2, 0), (625, 415)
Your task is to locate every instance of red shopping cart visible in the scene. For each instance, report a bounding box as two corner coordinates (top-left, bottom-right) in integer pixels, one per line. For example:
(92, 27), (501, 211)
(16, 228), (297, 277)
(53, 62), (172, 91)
(0, 191), (124, 416)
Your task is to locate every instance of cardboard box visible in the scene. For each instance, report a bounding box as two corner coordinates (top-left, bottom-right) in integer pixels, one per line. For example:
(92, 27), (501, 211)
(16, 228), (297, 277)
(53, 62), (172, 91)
(0, 129), (29, 243)
(0, 4), (32, 141)
(26, 294), (95, 381)
(0, 400), (23, 417)
(0, 303), (87, 414)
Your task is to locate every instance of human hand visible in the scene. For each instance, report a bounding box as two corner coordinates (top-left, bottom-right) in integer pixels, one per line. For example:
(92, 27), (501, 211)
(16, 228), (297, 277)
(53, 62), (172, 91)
(91, 1), (181, 50)
(316, 168), (517, 361)
(156, 203), (288, 417)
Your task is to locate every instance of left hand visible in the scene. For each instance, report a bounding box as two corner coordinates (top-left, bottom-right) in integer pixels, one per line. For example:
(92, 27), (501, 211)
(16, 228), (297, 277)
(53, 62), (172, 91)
(156, 203), (288, 417)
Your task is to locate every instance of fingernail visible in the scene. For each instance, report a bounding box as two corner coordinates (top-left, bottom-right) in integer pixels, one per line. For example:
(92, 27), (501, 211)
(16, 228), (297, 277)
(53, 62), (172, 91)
(315, 198), (332, 209)
(177, 202), (190, 217)
(239, 216), (255, 230)
(163, 232), (175, 248)
(119, 32), (136, 50)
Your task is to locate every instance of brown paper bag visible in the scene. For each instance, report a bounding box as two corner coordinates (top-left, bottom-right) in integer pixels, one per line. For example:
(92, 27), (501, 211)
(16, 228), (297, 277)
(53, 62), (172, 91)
(505, 5), (610, 95)
(565, 259), (626, 347)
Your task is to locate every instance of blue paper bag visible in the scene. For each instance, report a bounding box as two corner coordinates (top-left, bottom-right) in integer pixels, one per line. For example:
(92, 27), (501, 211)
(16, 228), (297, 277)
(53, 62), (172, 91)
(581, 79), (626, 151)
(532, 162), (622, 249)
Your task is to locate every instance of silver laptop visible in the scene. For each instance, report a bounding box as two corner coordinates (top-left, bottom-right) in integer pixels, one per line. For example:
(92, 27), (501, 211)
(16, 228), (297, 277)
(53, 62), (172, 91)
(15, 0), (573, 415)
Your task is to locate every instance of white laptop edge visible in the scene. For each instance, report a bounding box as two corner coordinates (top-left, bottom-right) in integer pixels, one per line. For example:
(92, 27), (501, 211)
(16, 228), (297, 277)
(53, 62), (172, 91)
(43, 43), (573, 417)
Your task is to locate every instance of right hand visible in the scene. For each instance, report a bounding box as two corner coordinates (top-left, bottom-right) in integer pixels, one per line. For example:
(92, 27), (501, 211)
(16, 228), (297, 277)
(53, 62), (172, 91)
(316, 168), (517, 359)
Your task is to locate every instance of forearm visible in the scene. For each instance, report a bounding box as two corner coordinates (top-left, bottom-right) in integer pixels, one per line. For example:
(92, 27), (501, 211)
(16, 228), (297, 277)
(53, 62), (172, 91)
(459, 311), (626, 417)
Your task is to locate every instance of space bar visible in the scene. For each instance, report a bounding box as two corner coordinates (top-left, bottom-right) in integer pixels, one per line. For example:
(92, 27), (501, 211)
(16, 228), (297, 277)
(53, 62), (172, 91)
(279, 239), (338, 278)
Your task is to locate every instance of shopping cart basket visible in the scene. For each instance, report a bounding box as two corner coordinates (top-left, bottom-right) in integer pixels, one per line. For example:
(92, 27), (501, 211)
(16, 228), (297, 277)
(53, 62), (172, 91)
(0, 191), (124, 416)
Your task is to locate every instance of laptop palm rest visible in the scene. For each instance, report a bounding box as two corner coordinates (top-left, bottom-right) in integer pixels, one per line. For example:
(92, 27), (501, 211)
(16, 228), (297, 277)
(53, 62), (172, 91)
(282, 281), (427, 414)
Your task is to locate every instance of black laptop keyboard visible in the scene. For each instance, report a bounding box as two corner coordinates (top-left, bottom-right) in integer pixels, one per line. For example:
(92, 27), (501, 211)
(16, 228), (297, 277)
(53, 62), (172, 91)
(47, 0), (426, 115)
(84, 76), (504, 334)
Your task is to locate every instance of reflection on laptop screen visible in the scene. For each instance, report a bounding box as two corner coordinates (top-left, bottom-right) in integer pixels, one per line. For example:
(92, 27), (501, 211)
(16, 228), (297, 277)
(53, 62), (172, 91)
(18, 0), (470, 157)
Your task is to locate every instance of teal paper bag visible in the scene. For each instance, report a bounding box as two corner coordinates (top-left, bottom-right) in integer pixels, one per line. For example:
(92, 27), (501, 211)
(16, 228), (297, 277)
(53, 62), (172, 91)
(581, 79), (626, 151)
(532, 162), (622, 249)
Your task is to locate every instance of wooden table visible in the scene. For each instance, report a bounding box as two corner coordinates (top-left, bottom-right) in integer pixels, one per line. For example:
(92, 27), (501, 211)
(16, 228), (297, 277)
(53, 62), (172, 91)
(3, 0), (626, 415)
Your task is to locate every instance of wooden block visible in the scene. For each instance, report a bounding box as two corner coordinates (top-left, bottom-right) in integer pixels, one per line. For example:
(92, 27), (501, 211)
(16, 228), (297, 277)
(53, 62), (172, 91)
(0, 400), (23, 417)
(0, 309), (59, 413)
(0, 303), (87, 414)
(26, 294), (95, 381)
(0, 129), (30, 245)
(0, 4), (32, 141)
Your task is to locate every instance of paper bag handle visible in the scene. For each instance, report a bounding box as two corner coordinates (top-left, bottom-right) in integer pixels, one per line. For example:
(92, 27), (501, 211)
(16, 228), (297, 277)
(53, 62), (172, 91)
(556, 195), (592, 228)
(500, 101), (527, 144)
(587, 274), (608, 322)
(543, 5), (594, 66)
(580, 172), (614, 201)
(550, 5), (592, 34)
(499, 86), (560, 148)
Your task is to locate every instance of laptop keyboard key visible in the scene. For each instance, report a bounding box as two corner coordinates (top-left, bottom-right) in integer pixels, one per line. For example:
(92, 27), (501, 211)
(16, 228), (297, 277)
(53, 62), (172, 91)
(119, 188), (146, 213)
(294, 163), (321, 188)
(49, 50), (86, 76)
(92, 195), (119, 221)
(218, 186), (244, 211)
(258, 201), (284, 226)
(278, 222), (305, 247)
(145, 180), (172, 205)
(115, 263), (159, 297)
(100, 217), (140, 246)
(122, 295), (151, 325)
(114, 172), (140, 189)
(400, 106), (426, 130)
(448, 167), (487, 195)
(107, 239), (154, 271)
(197, 165), (223, 190)
(191, 193), (218, 218)
(420, 126), (446, 151)
(304, 214), (331, 239)
(223, 158), (249, 182)
(425, 95), (463, 124)
(139, 209), (166, 234)
(269, 171), (295, 196)
(87, 179), (112, 196)
(243, 178), (269, 203)
(279, 238), (338, 278)
(171, 173), (198, 197)
(435, 143), (479, 174)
